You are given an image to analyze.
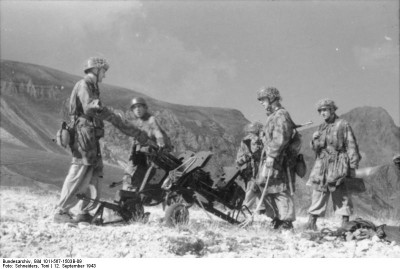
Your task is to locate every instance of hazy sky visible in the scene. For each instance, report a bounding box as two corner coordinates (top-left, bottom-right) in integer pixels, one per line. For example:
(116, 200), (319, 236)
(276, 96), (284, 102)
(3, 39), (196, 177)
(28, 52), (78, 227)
(1, 0), (399, 126)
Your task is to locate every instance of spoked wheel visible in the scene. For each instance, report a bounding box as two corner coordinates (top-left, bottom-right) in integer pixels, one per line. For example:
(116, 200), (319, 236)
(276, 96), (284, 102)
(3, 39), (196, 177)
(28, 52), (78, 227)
(164, 203), (189, 227)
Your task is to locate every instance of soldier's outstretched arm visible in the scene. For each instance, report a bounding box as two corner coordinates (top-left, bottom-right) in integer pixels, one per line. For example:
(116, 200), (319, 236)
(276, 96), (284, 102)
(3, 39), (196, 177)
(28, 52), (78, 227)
(92, 107), (150, 145)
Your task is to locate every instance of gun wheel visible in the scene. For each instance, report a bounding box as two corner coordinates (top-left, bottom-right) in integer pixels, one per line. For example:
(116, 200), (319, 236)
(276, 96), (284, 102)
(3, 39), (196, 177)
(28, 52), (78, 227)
(164, 203), (189, 227)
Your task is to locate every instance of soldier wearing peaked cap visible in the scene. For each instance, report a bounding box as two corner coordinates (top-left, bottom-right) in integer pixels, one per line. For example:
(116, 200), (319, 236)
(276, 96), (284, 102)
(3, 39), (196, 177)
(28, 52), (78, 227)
(305, 98), (361, 231)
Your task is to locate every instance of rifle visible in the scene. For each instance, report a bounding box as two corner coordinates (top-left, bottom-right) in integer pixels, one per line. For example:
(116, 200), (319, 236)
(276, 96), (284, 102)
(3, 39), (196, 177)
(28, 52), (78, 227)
(294, 120), (313, 129)
(239, 168), (272, 228)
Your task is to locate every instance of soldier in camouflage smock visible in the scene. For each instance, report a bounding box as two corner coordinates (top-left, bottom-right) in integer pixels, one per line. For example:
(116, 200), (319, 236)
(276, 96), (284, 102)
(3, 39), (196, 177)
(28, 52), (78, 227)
(236, 122), (264, 210)
(122, 97), (170, 190)
(245, 87), (297, 230)
(54, 58), (150, 224)
(305, 99), (361, 230)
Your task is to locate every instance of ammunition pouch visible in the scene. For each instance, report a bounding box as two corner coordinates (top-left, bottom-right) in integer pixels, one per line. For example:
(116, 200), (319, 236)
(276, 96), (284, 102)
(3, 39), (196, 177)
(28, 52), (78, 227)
(294, 154), (307, 178)
(76, 118), (96, 153)
(324, 151), (349, 185)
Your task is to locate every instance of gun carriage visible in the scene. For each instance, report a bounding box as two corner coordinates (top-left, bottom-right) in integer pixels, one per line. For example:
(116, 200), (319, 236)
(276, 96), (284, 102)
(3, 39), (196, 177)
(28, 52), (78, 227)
(78, 146), (250, 226)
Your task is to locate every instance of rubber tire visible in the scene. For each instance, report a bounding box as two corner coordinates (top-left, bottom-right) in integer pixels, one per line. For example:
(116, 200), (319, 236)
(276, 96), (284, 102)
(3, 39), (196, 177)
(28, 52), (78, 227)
(164, 203), (189, 227)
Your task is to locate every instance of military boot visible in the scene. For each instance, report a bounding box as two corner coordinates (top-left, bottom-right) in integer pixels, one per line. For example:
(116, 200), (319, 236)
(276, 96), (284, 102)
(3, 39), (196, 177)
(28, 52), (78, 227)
(341, 216), (350, 227)
(305, 214), (318, 231)
(281, 220), (294, 230)
(53, 210), (77, 224)
(75, 213), (93, 223)
(271, 218), (283, 229)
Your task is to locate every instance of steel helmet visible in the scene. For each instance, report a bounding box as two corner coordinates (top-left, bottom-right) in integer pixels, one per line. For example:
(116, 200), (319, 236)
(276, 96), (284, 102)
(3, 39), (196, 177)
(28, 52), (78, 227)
(84, 57), (109, 73)
(257, 86), (282, 102)
(130, 97), (147, 109)
(316, 98), (338, 111)
(244, 121), (263, 135)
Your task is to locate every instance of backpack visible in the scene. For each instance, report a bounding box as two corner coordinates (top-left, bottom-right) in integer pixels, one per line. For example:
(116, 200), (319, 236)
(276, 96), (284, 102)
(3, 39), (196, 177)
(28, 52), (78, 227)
(321, 218), (386, 241)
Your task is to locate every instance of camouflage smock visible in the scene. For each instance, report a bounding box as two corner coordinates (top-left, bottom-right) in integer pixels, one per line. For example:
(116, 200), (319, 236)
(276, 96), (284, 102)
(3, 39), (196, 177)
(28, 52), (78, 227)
(307, 114), (361, 192)
(236, 133), (263, 180)
(127, 112), (168, 153)
(261, 106), (296, 194)
(68, 75), (149, 168)
(69, 75), (105, 170)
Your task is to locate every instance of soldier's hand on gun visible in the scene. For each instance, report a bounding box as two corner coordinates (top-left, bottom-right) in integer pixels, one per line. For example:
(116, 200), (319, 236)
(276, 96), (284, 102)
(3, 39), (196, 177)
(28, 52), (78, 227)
(156, 139), (165, 151)
(312, 131), (321, 140)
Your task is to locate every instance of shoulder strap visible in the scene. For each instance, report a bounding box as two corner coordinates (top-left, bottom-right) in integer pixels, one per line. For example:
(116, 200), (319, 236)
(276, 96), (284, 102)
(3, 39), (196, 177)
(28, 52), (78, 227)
(334, 119), (346, 151)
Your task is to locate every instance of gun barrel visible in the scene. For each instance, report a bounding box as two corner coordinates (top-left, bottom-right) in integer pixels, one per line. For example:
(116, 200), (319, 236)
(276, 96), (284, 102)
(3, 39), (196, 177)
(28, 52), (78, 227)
(295, 121), (313, 129)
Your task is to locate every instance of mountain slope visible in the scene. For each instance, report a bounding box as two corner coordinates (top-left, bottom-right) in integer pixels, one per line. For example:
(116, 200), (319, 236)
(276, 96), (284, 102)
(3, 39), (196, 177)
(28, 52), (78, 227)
(0, 60), (249, 177)
(1, 60), (399, 220)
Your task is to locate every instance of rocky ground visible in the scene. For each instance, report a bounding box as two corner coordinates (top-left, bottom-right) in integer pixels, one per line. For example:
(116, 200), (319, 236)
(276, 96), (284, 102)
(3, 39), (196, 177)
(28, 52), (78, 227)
(1, 187), (399, 258)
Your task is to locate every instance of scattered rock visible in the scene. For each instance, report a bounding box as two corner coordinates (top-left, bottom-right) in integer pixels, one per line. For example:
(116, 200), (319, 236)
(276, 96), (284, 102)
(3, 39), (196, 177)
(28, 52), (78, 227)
(207, 245), (222, 253)
(357, 240), (372, 252)
(165, 236), (205, 256)
(64, 223), (78, 228)
(9, 250), (23, 258)
(78, 222), (90, 228)
(371, 235), (381, 242)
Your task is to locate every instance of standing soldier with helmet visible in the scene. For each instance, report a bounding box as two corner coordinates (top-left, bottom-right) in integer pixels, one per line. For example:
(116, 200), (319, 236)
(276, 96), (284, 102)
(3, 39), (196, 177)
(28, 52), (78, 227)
(121, 97), (169, 191)
(54, 57), (150, 224)
(305, 99), (361, 230)
(244, 86), (297, 230)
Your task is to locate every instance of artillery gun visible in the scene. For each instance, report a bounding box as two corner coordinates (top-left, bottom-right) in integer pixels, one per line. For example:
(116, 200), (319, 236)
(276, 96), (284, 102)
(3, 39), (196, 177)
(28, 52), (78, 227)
(77, 146), (250, 226)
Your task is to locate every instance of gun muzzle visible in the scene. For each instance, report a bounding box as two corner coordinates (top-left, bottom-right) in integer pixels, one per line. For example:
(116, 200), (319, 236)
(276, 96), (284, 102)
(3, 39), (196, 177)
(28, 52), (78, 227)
(295, 121), (313, 129)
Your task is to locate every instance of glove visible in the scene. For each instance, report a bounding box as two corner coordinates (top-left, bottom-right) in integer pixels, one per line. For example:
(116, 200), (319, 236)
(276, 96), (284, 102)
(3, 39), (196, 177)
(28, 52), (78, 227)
(136, 132), (149, 145)
(237, 154), (250, 166)
(312, 131), (321, 140)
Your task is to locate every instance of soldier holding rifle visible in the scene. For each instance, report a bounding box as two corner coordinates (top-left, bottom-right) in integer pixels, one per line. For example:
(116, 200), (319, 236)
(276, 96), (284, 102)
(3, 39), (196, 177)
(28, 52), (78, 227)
(241, 87), (297, 230)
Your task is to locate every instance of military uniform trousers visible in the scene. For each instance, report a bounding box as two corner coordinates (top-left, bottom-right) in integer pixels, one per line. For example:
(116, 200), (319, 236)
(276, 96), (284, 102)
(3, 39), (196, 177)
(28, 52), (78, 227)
(56, 163), (101, 214)
(308, 183), (353, 217)
(244, 181), (295, 221)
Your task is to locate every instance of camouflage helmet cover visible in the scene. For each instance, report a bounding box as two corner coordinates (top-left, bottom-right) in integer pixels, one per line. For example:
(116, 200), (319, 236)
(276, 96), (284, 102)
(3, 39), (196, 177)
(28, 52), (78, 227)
(244, 121), (263, 135)
(130, 97), (147, 108)
(257, 86), (281, 102)
(84, 57), (109, 73)
(316, 98), (338, 111)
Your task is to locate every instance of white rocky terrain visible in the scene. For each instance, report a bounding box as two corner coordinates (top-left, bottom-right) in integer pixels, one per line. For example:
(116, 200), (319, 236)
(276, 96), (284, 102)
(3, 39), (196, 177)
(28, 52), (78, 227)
(1, 187), (399, 258)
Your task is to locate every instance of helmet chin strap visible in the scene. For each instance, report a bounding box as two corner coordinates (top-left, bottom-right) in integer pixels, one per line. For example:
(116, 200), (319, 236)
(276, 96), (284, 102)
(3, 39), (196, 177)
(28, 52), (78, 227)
(93, 67), (104, 87)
